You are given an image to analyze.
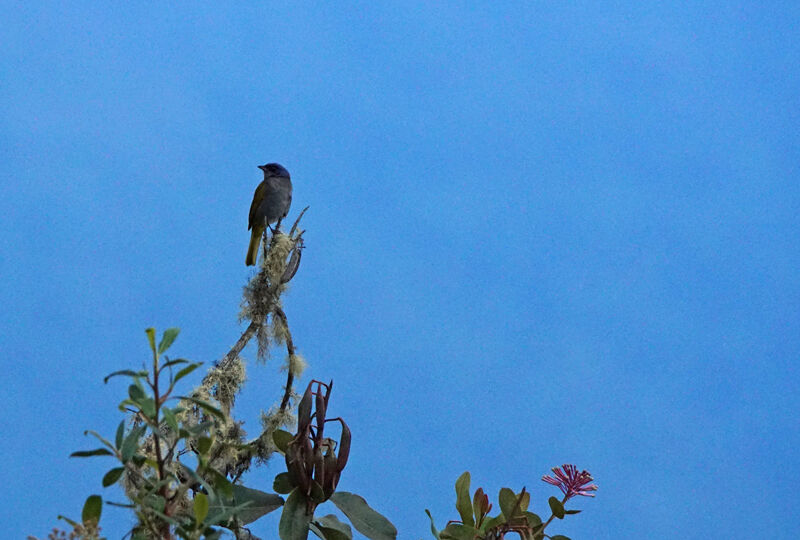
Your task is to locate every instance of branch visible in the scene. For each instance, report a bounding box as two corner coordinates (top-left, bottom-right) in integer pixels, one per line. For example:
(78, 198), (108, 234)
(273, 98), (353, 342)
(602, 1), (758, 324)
(274, 306), (296, 412)
(211, 321), (259, 378)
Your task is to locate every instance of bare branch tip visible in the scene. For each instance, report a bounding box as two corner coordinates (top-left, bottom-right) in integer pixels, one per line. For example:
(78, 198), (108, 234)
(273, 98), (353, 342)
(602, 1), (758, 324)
(289, 206), (310, 235)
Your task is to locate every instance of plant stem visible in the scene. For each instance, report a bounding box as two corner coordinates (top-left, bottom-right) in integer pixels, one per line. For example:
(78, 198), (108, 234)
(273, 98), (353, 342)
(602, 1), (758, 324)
(540, 495), (570, 533)
(150, 349), (173, 539)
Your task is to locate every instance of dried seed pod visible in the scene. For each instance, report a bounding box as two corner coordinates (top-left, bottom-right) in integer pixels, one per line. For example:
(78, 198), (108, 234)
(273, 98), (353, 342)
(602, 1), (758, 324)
(280, 243), (303, 283)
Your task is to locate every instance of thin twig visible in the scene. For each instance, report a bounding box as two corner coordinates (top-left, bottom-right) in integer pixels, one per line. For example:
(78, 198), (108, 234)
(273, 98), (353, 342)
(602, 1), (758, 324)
(290, 206), (310, 236)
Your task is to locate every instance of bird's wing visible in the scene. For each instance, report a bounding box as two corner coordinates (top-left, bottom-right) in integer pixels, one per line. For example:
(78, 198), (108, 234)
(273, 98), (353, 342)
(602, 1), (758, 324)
(283, 191), (292, 218)
(248, 181), (268, 230)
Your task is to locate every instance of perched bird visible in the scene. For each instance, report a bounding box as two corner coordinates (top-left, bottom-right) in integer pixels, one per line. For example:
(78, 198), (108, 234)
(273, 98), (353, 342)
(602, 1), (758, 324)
(246, 163), (293, 266)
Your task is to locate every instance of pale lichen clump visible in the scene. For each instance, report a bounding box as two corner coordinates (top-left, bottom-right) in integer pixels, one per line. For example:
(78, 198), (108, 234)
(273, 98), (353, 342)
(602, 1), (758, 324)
(202, 355), (247, 414)
(264, 232), (294, 286)
(255, 405), (295, 464)
(287, 353), (307, 378)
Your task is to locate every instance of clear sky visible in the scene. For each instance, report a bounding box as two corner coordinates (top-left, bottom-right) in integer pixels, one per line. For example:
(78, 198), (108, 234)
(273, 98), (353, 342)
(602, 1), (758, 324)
(2, 2), (798, 539)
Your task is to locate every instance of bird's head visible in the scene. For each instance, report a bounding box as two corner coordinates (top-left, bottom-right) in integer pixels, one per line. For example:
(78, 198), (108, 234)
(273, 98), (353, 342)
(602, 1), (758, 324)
(258, 163), (290, 178)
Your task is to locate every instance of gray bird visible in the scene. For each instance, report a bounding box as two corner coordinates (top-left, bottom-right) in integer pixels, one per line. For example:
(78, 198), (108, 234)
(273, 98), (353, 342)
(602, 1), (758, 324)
(246, 163), (293, 266)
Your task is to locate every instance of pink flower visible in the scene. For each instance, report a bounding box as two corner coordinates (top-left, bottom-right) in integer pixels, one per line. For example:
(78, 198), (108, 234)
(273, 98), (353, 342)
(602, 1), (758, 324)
(542, 464), (598, 500)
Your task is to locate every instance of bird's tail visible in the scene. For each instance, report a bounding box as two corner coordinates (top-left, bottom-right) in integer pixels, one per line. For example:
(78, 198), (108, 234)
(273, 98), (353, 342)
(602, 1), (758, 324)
(245, 227), (263, 266)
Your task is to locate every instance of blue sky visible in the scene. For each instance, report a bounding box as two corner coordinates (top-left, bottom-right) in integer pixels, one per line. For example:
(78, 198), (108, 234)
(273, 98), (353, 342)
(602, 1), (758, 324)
(2, 2), (798, 538)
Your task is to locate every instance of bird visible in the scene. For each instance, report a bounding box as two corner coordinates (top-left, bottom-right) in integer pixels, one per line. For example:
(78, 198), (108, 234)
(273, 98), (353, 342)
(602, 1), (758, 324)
(245, 163), (293, 266)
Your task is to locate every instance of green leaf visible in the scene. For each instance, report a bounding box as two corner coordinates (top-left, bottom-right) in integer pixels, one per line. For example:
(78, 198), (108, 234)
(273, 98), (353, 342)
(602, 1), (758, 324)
(137, 397), (157, 418)
(498, 488), (519, 518)
(273, 429), (294, 453)
(548, 496), (565, 519)
(308, 523), (324, 540)
(440, 523), (480, 540)
(162, 358), (189, 369)
(102, 467), (125, 487)
(70, 448), (113, 458)
(179, 396), (225, 420)
(454, 472), (473, 527)
(310, 514), (353, 540)
(105, 501), (136, 509)
(315, 514), (352, 535)
(551, 536), (572, 540)
(128, 383), (147, 401)
(206, 467), (234, 499)
(162, 407), (179, 433)
(329, 491), (397, 540)
(194, 492), (209, 524)
(481, 514), (505, 531)
(103, 369), (148, 383)
(145, 494), (167, 513)
(82, 494), (102, 524)
(424, 509), (440, 539)
(145, 328), (156, 353)
(172, 363), (201, 386)
(279, 488), (312, 540)
(158, 327), (180, 354)
(274, 472), (294, 494)
(121, 425), (145, 463)
(115, 421), (125, 449)
(118, 399), (141, 412)
(197, 436), (213, 455)
(524, 512), (542, 527)
(222, 484), (285, 525)
(564, 509), (581, 515)
(85, 429), (116, 451)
